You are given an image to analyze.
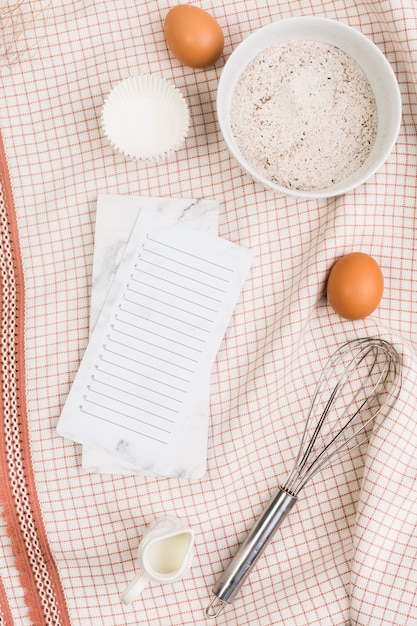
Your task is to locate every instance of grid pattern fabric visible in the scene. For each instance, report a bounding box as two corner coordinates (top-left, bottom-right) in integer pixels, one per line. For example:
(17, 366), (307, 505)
(0, 1), (417, 625)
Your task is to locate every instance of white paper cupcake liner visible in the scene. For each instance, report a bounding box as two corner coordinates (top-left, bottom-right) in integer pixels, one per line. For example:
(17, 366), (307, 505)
(101, 75), (190, 162)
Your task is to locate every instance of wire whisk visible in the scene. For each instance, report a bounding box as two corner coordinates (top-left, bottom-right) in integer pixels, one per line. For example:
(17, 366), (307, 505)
(206, 337), (402, 618)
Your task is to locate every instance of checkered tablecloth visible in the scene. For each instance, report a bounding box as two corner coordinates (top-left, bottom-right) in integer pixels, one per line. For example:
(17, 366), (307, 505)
(1, 1), (416, 624)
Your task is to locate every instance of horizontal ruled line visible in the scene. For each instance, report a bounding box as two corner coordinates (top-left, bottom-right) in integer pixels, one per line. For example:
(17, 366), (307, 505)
(92, 373), (184, 403)
(115, 315), (204, 353)
(83, 394), (175, 432)
(97, 363), (188, 393)
(126, 283), (215, 322)
(110, 328), (198, 364)
(83, 397), (174, 429)
(132, 268), (222, 304)
(146, 234), (234, 273)
(87, 386), (179, 415)
(124, 291), (211, 332)
(108, 335), (195, 372)
(119, 306), (207, 343)
(80, 408), (169, 444)
(141, 248), (229, 288)
(102, 346), (193, 382)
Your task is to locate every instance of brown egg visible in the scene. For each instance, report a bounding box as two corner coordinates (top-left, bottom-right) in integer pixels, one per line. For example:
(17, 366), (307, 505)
(164, 4), (224, 68)
(327, 252), (384, 320)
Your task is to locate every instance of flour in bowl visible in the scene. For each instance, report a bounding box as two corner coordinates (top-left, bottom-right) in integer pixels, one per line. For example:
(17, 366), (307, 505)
(230, 41), (378, 191)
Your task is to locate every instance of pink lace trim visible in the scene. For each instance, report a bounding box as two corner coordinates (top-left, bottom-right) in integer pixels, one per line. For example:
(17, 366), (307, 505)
(0, 576), (13, 625)
(0, 130), (70, 625)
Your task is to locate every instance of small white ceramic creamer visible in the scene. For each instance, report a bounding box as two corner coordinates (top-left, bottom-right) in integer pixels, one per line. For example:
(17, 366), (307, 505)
(121, 516), (195, 605)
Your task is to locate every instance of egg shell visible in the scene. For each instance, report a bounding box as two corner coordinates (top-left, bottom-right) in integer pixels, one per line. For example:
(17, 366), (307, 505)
(327, 252), (384, 320)
(164, 4), (224, 68)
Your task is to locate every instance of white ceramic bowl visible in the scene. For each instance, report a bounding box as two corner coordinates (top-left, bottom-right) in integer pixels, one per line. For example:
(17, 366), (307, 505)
(217, 17), (402, 198)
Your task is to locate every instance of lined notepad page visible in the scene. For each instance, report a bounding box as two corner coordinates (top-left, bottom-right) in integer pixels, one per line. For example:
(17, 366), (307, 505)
(57, 208), (253, 476)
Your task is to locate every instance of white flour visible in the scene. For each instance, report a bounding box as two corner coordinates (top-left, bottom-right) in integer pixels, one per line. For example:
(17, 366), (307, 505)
(230, 41), (378, 191)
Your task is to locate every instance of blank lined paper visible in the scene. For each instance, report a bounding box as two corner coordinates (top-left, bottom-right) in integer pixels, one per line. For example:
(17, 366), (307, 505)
(57, 208), (253, 475)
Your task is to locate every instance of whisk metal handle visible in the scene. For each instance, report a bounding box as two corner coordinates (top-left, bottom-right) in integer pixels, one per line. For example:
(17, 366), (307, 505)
(206, 487), (297, 618)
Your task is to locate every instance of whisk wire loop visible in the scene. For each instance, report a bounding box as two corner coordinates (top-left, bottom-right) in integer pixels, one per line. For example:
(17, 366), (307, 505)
(283, 337), (401, 495)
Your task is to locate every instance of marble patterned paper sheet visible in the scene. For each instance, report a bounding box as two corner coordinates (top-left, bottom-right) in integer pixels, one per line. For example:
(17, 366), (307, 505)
(57, 195), (253, 478)
(82, 193), (221, 478)
(1, 2), (417, 626)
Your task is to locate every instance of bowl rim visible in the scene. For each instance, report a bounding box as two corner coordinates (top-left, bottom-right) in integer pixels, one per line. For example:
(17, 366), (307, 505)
(217, 16), (402, 199)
